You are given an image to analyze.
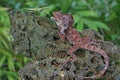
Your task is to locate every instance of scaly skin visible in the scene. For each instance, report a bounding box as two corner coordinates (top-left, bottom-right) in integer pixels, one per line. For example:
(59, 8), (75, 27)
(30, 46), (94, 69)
(51, 11), (109, 79)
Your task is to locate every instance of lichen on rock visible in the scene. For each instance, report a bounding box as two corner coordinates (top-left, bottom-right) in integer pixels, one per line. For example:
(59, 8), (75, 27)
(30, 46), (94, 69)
(9, 10), (120, 80)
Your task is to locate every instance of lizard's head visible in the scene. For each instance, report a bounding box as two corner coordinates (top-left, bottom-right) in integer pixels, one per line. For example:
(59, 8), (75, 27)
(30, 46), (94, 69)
(51, 11), (74, 35)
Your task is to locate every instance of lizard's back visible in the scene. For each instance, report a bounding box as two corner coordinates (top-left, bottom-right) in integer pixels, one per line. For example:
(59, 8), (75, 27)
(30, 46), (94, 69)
(66, 28), (82, 44)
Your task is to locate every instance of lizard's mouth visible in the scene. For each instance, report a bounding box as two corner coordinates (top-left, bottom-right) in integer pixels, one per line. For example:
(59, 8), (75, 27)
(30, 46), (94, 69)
(51, 11), (62, 21)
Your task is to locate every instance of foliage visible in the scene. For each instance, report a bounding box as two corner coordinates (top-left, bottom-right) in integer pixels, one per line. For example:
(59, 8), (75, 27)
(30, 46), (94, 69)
(0, 0), (120, 80)
(0, 9), (29, 80)
(23, 0), (111, 31)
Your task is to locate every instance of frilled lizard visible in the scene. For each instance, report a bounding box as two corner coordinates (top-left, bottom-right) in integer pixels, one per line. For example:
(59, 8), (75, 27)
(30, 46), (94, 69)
(51, 11), (109, 79)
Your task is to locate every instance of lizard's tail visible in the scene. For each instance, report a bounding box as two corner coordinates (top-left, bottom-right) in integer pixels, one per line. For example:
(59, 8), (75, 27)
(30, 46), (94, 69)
(66, 44), (109, 79)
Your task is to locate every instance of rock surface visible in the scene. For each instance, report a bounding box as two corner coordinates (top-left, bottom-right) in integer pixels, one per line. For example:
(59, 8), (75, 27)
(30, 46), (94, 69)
(9, 10), (120, 80)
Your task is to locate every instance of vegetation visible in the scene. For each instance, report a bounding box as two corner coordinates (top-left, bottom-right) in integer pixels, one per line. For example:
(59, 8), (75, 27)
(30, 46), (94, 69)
(0, 0), (120, 80)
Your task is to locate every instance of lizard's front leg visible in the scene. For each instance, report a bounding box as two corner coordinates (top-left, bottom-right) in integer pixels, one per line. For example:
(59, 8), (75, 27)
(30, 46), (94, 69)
(67, 44), (79, 62)
(62, 44), (79, 70)
(58, 31), (65, 42)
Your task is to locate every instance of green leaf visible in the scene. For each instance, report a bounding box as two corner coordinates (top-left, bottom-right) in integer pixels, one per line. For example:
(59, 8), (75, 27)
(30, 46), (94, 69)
(73, 14), (80, 24)
(72, 0), (88, 9)
(8, 56), (15, 71)
(0, 37), (9, 49)
(76, 20), (84, 31)
(105, 13), (117, 21)
(0, 56), (6, 67)
(111, 34), (118, 41)
(73, 14), (84, 31)
(76, 10), (98, 17)
(7, 74), (14, 80)
(58, 0), (72, 12)
(1, 70), (18, 78)
(0, 7), (10, 11)
(84, 19), (110, 31)
(0, 48), (11, 56)
(15, 62), (22, 68)
(25, 1), (39, 7)
(40, 5), (56, 16)
(24, 6), (50, 11)
(93, 21), (110, 31)
(0, 69), (1, 77)
(23, 57), (29, 63)
(84, 19), (98, 31)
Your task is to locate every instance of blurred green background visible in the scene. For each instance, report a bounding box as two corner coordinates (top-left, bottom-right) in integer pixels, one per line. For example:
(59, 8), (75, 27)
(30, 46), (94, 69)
(0, 0), (120, 80)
